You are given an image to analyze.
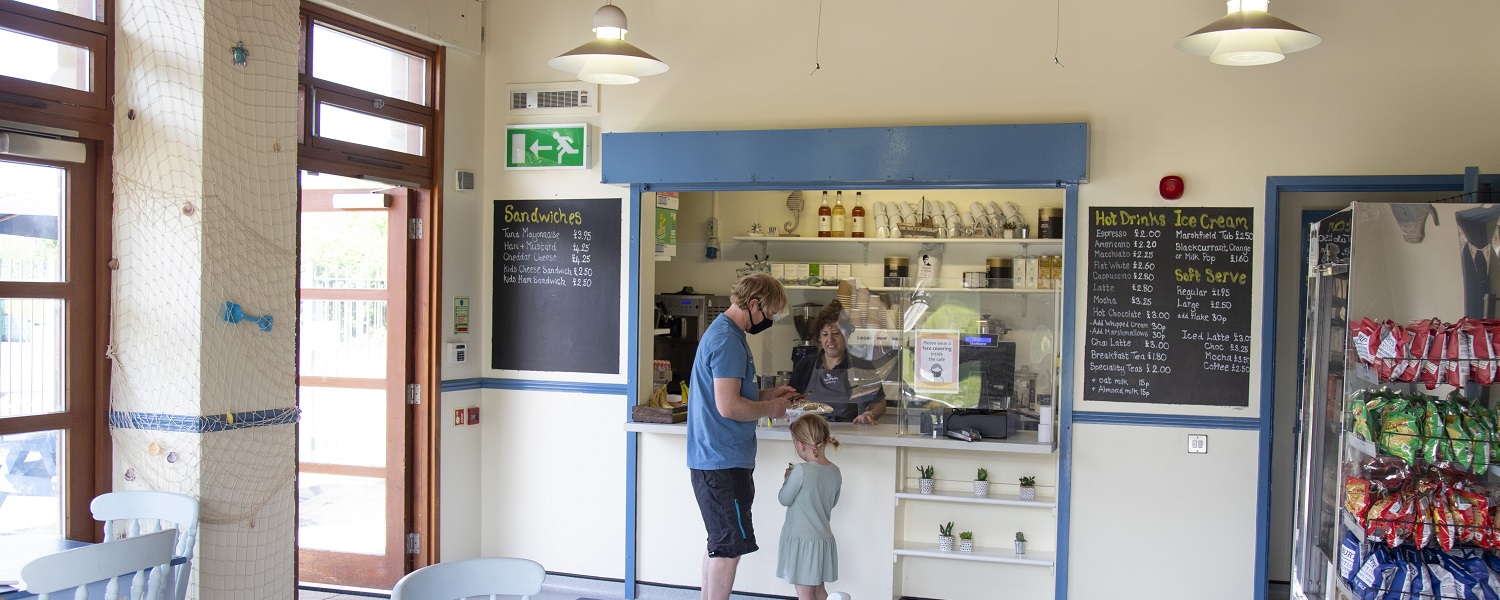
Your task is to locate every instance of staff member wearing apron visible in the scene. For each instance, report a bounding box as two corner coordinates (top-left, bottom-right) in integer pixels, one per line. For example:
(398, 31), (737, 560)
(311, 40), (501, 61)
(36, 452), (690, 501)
(788, 301), (887, 424)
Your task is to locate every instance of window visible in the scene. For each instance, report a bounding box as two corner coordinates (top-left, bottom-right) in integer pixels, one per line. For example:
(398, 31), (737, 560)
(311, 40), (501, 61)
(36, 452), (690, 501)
(0, 0), (110, 121)
(298, 5), (438, 189)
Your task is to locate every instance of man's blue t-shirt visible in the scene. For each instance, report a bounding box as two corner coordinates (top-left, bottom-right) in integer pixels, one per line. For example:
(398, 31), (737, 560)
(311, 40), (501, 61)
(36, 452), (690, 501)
(687, 313), (761, 470)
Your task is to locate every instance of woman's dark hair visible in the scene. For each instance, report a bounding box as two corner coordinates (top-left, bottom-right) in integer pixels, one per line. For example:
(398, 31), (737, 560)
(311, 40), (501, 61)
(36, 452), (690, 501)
(809, 299), (843, 340)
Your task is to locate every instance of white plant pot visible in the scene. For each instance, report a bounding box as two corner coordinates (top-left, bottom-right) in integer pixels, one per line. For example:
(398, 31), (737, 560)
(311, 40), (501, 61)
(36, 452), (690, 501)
(1019, 486), (1036, 501)
(938, 535), (955, 552)
(959, 539), (974, 553)
(919, 478), (934, 495)
(973, 480), (990, 497)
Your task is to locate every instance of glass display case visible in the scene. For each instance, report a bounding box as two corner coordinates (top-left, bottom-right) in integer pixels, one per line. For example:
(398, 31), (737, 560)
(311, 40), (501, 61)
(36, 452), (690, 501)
(1292, 202), (1500, 600)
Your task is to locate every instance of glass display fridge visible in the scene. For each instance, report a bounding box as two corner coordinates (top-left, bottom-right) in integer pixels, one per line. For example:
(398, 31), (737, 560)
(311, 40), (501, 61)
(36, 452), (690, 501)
(1291, 202), (1500, 600)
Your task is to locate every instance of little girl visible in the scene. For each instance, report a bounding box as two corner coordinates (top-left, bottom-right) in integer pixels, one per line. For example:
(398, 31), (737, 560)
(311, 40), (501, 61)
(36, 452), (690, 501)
(777, 414), (843, 600)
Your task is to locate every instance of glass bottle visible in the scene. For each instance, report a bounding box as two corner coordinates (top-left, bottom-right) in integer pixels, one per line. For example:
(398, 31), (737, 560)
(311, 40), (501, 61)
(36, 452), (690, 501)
(851, 192), (866, 237)
(817, 191), (831, 237)
(831, 191), (847, 237)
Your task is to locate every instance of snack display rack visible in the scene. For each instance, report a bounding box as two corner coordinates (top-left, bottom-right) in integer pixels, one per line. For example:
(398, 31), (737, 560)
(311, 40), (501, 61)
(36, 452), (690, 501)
(1293, 203), (1500, 600)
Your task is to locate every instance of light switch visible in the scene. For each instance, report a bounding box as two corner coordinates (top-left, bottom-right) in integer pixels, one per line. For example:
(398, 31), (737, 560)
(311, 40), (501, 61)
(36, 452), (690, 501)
(1188, 434), (1208, 454)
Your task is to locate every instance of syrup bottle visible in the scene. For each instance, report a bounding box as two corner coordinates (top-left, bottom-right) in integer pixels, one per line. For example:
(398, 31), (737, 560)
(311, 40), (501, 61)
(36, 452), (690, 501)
(817, 191), (832, 237)
(832, 191), (847, 237)
(851, 192), (866, 238)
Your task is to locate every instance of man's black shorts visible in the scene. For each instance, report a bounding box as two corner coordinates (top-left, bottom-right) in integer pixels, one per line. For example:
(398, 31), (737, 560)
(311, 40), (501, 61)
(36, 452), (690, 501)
(690, 468), (758, 558)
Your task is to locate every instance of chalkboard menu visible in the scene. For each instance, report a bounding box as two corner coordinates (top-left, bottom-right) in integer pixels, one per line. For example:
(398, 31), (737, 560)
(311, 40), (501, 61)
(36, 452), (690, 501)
(1084, 207), (1254, 406)
(492, 198), (622, 374)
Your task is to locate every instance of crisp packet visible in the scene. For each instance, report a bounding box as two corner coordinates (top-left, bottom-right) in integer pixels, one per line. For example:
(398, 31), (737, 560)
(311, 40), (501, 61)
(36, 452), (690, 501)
(1341, 529), (1364, 584)
(1346, 476), (1373, 527)
(1380, 398), (1423, 465)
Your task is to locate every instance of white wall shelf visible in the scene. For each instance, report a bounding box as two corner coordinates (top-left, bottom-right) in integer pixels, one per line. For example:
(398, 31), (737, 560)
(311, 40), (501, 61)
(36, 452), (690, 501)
(894, 490), (1057, 508)
(893, 542), (1054, 567)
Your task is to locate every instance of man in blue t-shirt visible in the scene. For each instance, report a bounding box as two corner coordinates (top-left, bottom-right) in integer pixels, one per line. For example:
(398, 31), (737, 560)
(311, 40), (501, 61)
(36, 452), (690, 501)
(687, 272), (796, 600)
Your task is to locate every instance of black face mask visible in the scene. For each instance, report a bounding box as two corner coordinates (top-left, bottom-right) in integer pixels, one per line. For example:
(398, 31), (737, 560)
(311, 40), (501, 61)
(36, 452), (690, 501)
(746, 302), (775, 335)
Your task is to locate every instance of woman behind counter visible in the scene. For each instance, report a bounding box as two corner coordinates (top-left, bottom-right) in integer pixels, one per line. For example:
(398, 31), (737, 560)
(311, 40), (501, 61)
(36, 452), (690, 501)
(788, 301), (887, 425)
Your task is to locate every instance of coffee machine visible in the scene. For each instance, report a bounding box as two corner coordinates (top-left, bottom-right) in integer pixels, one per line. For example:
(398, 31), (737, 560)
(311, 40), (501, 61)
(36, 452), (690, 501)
(944, 332), (1018, 438)
(654, 291), (730, 391)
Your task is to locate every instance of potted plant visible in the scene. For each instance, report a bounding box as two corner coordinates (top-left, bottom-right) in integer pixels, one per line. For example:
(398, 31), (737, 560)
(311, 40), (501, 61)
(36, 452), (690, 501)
(958, 531), (974, 553)
(973, 467), (990, 497)
(1018, 475), (1037, 501)
(917, 465), (935, 495)
(1002, 221), (1017, 238)
(938, 521), (955, 552)
(1015, 531), (1027, 556)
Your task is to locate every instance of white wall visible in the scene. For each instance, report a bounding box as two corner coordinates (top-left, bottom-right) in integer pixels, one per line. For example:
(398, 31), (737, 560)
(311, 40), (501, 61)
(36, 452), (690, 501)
(466, 0), (1500, 597)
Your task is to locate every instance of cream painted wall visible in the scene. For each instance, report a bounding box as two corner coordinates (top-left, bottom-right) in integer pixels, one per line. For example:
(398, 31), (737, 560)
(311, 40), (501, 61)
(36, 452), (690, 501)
(464, 0), (1500, 597)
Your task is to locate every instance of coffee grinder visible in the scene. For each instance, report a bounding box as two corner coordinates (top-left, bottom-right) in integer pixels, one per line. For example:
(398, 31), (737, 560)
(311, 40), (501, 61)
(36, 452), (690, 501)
(789, 303), (822, 368)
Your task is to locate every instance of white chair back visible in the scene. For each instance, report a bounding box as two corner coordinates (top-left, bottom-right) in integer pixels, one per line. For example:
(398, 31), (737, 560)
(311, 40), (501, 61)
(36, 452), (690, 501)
(20, 528), (176, 600)
(90, 491), (200, 600)
(390, 557), (545, 600)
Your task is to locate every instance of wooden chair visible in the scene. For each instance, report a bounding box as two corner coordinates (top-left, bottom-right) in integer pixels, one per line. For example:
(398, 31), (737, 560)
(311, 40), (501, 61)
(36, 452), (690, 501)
(20, 528), (176, 600)
(390, 557), (545, 600)
(90, 491), (200, 600)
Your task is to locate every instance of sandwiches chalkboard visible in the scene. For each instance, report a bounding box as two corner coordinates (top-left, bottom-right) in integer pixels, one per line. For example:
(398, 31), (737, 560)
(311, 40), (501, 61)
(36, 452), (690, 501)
(1084, 207), (1254, 407)
(492, 198), (622, 374)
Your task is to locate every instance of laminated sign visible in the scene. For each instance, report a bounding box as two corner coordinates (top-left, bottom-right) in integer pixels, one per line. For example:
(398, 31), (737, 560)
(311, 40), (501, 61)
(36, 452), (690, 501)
(914, 330), (959, 393)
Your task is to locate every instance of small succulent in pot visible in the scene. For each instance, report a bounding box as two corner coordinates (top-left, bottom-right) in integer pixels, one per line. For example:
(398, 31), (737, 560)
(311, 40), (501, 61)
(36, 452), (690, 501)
(973, 467), (991, 497)
(917, 465), (936, 494)
(958, 531), (974, 553)
(1018, 475), (1037, 501)
(937, 521), (956, 551)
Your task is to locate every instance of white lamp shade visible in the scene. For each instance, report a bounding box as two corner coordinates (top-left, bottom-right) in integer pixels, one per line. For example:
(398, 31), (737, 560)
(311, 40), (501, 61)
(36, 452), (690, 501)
(1176, 8), (1320, 66)
(549, 4), (668, 85)
(549, 39), (669, 84)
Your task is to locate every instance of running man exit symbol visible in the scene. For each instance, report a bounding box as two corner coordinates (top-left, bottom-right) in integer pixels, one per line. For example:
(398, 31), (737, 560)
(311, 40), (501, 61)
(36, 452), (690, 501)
(505, 124), (589, 170)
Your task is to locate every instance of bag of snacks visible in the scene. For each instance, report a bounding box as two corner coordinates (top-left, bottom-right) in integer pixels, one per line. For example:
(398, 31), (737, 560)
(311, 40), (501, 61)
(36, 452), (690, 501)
(1361, 454), (1413, 493)
(1380, 398), (1424, 465)
(1346, 476), (1374, 527)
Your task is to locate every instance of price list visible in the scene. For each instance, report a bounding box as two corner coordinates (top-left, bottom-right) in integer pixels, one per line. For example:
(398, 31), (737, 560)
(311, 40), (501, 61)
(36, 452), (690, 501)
(1084, 207), (1254, 407)
(492, 199), (622, 374)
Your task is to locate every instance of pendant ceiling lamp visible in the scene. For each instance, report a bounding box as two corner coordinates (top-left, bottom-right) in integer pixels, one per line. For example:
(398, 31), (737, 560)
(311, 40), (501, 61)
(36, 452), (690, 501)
(549, 3), (668, 85)
(1176, 0), (1320, 66)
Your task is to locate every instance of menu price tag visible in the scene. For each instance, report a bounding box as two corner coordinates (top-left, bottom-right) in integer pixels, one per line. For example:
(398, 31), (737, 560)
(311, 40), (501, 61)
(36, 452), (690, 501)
(1084, 207), (1254, 407)
(492, 198), (622, 374)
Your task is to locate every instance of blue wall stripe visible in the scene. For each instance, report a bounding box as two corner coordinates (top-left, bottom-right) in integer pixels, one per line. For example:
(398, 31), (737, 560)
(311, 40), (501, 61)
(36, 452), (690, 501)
(1055, 183), (1078, 600)
(1256, 180), (1282, 600)
(1071, 411), (1261, 430)
(625, 185), (642, 600)
(109, 408), (300, 433)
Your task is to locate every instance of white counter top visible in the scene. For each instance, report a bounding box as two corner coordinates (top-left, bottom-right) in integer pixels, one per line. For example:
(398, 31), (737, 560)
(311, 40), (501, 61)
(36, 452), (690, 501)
(623, 421), (1056, 454)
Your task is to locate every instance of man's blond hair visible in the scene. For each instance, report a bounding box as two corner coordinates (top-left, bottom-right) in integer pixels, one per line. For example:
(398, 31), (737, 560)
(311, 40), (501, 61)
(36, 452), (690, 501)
(729, 272), (788, 314)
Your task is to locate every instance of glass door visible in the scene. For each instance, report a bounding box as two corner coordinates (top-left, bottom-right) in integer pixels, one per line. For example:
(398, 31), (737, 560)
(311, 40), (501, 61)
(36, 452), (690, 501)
(0, 146), (102, 542)
(296, 171), (411, 589)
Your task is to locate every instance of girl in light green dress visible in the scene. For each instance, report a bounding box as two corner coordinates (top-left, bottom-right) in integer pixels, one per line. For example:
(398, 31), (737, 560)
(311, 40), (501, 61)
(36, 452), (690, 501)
(777, 414), (843, 600)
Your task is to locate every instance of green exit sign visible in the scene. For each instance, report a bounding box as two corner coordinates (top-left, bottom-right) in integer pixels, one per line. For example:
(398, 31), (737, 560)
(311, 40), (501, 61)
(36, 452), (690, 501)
(505, 124), (589, 170)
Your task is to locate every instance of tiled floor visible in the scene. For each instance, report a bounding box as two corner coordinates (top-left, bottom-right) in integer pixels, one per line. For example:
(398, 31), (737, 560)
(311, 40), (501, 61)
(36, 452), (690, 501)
(298, 573), (771, 600)
(299, 577), (1296, 600)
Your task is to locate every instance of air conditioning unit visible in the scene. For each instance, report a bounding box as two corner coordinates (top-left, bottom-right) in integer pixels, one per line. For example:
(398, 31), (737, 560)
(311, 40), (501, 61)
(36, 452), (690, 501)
(507, 82), (598, 115)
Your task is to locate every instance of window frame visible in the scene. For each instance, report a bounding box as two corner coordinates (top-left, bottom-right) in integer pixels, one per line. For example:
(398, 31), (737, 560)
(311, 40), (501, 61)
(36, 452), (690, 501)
(298, 4), (438, 189)
(0, 0), (110, 121)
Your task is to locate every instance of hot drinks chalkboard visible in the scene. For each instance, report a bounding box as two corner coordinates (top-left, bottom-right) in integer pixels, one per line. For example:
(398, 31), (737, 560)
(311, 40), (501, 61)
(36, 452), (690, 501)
(492, 198), (622, 374)
(1084, 207), (1254, 407)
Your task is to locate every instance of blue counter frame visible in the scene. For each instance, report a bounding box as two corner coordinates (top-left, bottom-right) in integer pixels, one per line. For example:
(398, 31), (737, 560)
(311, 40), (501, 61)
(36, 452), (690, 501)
(602, 123), (1087, 600)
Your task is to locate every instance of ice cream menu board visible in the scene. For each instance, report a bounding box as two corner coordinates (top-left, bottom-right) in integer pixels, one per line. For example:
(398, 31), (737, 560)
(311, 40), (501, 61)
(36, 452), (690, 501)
(492, 198), (622, 374)
(1084, 207), (1254, 406)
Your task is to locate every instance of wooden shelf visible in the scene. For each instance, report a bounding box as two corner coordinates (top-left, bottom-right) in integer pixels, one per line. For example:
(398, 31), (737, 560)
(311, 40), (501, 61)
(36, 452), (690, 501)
(894, 542), (1054, 567)
(894, 490), (1057, 508)
(733, 236), (1062, 245)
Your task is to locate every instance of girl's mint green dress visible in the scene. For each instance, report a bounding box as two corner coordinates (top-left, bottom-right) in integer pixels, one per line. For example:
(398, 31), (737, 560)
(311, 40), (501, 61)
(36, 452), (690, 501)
(776, 461), (842, 585)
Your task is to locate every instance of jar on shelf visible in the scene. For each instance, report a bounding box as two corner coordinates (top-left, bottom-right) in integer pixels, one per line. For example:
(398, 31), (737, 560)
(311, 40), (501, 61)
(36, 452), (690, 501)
(1038, 208), (1063, 239)
(986, 257), (1013, 289)
(884, 257), (909, 287)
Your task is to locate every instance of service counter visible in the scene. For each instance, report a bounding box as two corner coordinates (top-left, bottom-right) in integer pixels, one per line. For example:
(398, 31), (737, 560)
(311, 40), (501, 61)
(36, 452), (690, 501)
(626, 419), (1059, 600)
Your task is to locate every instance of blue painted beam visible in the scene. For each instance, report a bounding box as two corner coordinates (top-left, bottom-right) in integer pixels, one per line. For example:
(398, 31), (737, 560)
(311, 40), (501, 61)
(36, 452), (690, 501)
(602, 123), (1088, 186)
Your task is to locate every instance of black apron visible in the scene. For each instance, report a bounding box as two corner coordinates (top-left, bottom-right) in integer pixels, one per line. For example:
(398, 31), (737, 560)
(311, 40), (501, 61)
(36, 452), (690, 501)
(805, 365), (861, 421)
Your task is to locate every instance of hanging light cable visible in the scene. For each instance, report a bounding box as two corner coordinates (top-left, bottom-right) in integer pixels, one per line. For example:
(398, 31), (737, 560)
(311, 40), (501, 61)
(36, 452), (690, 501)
(1176, 0), (1320, 66)
(549, 3), (669, 85)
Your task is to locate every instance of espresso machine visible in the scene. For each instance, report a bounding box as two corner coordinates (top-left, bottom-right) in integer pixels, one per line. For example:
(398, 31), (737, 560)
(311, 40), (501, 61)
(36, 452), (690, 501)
(944, 332), (1019, 438)
(653, 291), (730, 391)
(789, 303), (822, 368)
